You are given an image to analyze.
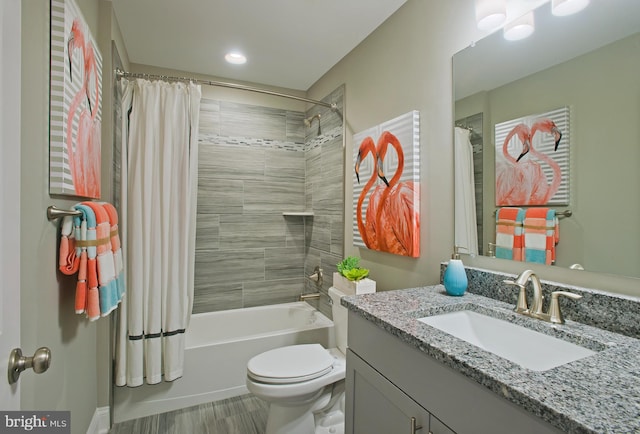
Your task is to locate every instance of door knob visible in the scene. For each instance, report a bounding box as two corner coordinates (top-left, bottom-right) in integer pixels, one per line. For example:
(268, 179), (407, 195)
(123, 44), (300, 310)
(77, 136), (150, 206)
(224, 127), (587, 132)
(7, 347), (51, 385)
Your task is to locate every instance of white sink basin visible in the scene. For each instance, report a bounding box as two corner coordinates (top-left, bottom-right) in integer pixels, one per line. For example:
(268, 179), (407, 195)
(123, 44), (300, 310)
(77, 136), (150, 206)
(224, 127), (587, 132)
(418, 310), (596, 371)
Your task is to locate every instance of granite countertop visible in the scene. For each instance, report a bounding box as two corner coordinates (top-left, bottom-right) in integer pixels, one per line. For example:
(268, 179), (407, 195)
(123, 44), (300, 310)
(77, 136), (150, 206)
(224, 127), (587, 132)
(342, 285), (640, 434)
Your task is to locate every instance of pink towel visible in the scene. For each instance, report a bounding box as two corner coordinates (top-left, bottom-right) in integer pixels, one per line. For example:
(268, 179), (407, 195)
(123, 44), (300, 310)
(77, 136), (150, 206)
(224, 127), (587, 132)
(72, 204), (100, 320)
(101, 202), (125, 303)
(59, 216), (79, 275)
(62, 202), (124, 320)
(83, 201), (119, 316)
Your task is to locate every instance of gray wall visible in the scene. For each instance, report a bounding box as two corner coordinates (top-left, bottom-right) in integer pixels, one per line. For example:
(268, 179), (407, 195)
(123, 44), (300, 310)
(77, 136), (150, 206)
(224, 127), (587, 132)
(193, 87), (344, 316)
(307, 0), (640, 296)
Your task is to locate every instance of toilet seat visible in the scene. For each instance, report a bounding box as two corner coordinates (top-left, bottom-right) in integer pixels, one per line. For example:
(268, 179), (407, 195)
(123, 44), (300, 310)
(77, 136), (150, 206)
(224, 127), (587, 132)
(247, 344), (335, 384)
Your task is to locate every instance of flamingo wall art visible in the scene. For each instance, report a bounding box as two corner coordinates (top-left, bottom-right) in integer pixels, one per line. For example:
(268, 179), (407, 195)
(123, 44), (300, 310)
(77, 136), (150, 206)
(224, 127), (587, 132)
(353, 111), (420, 258)
(495, 107), (570, 206)
(49, 0), (103, 198)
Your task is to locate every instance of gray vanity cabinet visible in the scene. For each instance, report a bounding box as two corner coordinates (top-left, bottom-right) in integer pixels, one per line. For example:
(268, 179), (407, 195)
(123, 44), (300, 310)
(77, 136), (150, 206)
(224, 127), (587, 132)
(347, 348), (454, 434)
(345, 312), (563, 434)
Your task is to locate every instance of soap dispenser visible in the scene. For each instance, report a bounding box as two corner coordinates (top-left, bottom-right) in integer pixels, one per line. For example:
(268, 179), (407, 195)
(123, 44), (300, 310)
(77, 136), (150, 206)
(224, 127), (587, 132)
(443, 246), (468, 296)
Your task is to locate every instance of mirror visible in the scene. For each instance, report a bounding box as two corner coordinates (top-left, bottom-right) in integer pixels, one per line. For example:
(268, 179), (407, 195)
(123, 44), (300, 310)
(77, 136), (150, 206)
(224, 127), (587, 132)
(454, 0), (640, 278)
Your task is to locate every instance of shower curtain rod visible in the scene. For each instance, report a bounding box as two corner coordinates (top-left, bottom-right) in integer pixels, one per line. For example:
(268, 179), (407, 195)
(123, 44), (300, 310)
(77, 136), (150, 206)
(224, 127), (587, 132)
(115, 68), (337, 111)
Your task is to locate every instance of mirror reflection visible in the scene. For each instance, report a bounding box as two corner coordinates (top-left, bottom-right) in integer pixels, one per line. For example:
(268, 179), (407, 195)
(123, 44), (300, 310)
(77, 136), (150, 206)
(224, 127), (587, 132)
(453, 0), (640, 278)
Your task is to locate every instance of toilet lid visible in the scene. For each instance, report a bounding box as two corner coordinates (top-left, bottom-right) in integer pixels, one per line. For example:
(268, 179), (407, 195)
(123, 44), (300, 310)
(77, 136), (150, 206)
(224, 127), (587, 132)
(247, 344), (334, 384)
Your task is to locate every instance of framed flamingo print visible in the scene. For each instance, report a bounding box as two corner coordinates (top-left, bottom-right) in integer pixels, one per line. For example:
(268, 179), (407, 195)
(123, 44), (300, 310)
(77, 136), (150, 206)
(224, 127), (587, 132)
(495, 107), (570, 206)
(352, 111), (420, 258)
(49, 0), (102, 198)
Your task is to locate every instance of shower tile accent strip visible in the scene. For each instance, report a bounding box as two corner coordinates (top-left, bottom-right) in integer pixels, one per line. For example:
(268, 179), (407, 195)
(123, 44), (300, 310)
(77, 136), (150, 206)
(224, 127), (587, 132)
(441, 264), (640, 338)
(194, 85), (345, 315)
(342, 283), (640, 433)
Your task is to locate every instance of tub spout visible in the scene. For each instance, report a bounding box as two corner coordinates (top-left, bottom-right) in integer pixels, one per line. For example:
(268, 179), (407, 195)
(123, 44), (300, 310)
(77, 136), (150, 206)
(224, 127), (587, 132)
(299, 292), (321, 301)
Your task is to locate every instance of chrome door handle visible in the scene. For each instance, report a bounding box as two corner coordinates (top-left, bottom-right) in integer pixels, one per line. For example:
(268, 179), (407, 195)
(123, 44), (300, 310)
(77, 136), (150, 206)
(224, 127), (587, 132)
(7, 347), (51, 385)
(410, 417), (423, 433)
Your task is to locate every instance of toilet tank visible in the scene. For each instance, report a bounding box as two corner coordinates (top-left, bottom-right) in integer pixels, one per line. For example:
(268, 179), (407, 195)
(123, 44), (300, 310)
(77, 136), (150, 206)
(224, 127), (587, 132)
(328, 287), (349, 354)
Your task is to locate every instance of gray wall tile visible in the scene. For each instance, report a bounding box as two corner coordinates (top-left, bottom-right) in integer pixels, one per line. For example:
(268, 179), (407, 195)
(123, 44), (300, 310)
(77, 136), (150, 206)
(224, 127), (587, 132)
(284, 217), (306, 248)
(193, 88), (343, 314)
(244, 180), (305, 214)
(220, 102), (287, 140)
(199, 99), (221, 136)
(199, 143), (265, 181)
(196, 214), (220, 250)
(244, 278), (303, 307)
(197, 178), (243, 215)
(219, 215), (286, 249)
(265, 246), (305, 280)
(286, 111), (305, 142)
(265, 149), (305, 182)
(192, 283), (243, 313)
(195, 249), (265, 286)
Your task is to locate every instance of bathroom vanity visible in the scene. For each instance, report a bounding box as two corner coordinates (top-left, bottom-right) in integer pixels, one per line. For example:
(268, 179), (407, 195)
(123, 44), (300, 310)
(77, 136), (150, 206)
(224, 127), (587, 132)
(342, 274), (640, 434)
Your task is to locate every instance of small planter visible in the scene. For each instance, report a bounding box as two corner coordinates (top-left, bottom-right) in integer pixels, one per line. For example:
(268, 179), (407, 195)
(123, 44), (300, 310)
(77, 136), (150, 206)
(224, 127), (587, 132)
(333, 272), (376, 296)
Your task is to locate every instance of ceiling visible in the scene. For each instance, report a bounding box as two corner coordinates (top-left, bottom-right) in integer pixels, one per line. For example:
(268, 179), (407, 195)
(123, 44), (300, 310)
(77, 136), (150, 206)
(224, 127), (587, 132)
(111, 0), (407, 91)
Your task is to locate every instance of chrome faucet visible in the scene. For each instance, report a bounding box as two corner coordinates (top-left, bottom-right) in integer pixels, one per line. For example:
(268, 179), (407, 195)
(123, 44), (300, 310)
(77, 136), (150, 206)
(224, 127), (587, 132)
(308, 266), (323, 286)
(503, 270), (582, 324)
(503, 269), (543, 315)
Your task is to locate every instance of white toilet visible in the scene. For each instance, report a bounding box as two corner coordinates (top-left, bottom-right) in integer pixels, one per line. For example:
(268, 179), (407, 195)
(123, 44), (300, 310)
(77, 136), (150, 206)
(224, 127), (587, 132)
(246, 286), (349, 434)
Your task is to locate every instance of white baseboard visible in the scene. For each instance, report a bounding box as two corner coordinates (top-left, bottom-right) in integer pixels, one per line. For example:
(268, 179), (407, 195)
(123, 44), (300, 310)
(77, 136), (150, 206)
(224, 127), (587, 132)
(87, 407), (110, 434)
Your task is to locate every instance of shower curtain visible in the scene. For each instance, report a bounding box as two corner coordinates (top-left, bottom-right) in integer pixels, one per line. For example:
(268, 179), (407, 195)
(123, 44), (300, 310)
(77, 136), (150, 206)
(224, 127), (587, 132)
(115, 78), (201, 386)
(454, 127), (479, 256)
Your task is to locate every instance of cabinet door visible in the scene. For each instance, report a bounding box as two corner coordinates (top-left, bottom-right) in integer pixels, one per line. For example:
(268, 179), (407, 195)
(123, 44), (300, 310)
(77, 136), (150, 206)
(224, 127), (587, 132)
(430, 414), (456, 434)
(346, 350), (429, 434)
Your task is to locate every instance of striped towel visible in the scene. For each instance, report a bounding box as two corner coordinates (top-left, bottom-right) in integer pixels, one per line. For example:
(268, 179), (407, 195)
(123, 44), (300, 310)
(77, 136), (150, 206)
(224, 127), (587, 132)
(83, 201), (120, 316)
(59, 215), (80, 275)
(523, 208), (559, 265)
(73, 204), (101, 321)
(101, 202), (126, 303)
(495, 207), (525, 261)
(59, 202), (125, 320)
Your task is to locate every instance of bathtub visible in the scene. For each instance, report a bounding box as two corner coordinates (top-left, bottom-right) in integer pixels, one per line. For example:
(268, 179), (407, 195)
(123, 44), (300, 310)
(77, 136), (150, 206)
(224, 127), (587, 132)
(113, 302), (334, 423)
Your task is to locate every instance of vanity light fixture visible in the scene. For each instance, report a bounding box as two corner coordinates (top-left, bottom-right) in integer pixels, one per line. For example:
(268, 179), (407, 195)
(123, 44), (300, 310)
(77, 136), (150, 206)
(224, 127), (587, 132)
(224, 51), (247, 65)
(475, 0), (507, 30)
(551, 0), (590, 16)
(503, 11), (535, 41)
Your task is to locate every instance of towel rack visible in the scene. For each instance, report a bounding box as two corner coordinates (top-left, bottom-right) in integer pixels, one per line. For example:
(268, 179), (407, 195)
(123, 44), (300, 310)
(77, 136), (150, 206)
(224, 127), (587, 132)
(494, 209), (572, 218)
(47, 205), (82, 221)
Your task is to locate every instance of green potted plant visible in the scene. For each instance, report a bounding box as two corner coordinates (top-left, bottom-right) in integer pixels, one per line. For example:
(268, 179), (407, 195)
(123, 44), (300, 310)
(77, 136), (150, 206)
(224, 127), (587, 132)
(333, 256), (376, 295)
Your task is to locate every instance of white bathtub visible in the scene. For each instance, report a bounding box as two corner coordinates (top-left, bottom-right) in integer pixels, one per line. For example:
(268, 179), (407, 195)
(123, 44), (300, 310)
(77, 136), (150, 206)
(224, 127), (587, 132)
(113, 302), (334, 423)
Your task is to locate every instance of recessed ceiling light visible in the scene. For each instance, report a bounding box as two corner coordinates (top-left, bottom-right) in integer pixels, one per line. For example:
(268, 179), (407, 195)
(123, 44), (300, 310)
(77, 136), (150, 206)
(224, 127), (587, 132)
(225, 52), (247, 65)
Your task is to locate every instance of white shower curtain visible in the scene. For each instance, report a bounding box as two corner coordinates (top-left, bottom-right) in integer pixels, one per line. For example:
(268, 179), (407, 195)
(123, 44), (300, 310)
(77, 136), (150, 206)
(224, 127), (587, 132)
(454, 127), (479, 256)
(115, 78), (201, 386)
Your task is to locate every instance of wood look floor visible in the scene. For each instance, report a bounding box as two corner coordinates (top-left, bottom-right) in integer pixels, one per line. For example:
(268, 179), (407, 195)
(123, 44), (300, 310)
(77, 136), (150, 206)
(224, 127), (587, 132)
(109, 394), (269, 434)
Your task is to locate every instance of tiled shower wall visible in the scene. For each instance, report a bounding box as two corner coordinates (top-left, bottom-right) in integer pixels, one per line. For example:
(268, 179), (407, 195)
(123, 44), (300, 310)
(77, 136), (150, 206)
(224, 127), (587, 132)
(193, 86), (344, 316)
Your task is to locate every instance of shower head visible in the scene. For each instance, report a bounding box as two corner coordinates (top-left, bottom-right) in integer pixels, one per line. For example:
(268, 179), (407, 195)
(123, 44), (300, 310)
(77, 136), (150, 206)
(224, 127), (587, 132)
(304, 113), (322, 136)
